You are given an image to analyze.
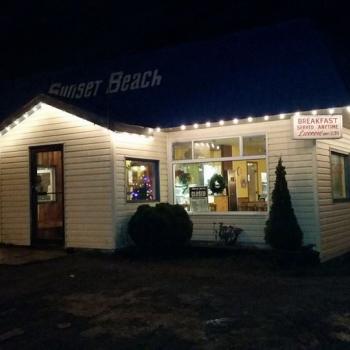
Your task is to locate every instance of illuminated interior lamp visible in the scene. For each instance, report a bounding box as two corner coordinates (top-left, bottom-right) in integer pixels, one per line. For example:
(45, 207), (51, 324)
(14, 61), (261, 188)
(205, 121), (211, 127)
(219, 120), (224, 126)
(279, 113), (285, 119)
(233, 118), (239, 124)
(180, 124), (186, 130)
(328, 108), (335, 114)
(193, 123), (199, 129)
(311, 110), (317, 115)
(155, 127), (161, 132)
(264, 115), (269, 121)
(247, 116), (253, 122)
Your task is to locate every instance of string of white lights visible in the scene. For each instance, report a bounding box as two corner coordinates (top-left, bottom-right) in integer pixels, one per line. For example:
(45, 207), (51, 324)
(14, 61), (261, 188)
(1, 102), (349, 137)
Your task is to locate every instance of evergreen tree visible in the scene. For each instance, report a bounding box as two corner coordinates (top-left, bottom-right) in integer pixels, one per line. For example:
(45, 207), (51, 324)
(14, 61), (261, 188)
(264, 157), (303, 250)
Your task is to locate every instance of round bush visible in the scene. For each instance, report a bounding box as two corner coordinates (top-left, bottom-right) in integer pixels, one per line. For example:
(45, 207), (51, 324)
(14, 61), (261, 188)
(127, 203), (193, 253)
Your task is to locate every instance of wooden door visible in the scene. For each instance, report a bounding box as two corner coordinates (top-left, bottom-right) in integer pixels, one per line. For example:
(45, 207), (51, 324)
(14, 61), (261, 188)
(30, 145), (64, 245)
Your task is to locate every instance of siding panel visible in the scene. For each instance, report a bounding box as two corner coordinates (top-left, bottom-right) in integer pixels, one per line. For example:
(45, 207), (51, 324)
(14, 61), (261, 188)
(316, 128), (350, 261)
(0, 104), (114, 249)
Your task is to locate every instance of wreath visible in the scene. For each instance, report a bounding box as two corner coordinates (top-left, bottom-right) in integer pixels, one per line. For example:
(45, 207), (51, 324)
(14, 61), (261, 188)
(209, 174), (226, 194)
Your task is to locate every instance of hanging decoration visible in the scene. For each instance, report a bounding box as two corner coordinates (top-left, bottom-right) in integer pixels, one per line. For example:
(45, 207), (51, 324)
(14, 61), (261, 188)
(209, 173), (226, 194)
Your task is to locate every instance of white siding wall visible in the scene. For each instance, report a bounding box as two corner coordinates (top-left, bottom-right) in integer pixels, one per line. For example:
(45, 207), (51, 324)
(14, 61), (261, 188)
(316, 128), (350, 261)
(0, 104), (114, 249)
(112, 132), (168, 247)
(167, 119), (319, 247)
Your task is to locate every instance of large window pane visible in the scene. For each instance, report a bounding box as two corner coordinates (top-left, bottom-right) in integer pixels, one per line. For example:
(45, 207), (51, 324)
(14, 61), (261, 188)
(172, 142), (192, 160)
(126, 158), (159, 201)
(331, 152), (348, 200)
(174, 159), (267, 212)
(243, 135), (266, 156)
(194, 138), (240, 159)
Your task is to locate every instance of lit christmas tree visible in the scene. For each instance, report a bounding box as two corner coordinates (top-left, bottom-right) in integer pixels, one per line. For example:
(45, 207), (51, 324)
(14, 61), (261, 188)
(131, 175), (153, 200)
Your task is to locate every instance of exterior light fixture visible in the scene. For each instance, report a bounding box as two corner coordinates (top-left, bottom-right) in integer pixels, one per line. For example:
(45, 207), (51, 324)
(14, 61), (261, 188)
(148, 128), (153, 133)
(279, 113), (285, 119)
(264, 115), (269, 121)
(193, 123), (199, 129)
(247, 116), (253, 122)
(180, 124), (186, 130)
(233, 118), (239, 124)
(311, 110), (317, 115)
(155, 127), (161, 132)
(219, 120), (224, 126)
(328, 108), (335, 114)
(347, 106), (350, 113)
(205, 122), (211, 127)
(294, 112), (300, 117)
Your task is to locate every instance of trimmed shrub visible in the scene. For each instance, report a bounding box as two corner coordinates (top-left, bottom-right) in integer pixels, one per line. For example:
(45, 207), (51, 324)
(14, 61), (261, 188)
(127, 203), (193, 253)
(264, 157), (303, 251)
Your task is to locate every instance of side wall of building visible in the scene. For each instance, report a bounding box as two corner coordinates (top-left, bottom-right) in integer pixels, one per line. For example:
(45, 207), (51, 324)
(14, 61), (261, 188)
(112, 132), (169, 247)
(316, 128), (350, 261)
(0, 104), (114, 249)
(167, 119), (319, 248)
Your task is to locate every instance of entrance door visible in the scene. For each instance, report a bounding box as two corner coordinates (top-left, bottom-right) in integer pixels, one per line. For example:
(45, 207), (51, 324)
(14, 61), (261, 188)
(30, 145), (64, 245)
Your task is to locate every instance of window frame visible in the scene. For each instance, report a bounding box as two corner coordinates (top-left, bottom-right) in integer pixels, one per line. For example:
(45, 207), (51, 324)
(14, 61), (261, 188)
(125, 157), (160, 203)
(170, 134), (268, 213)
(330, 150), (350, 203)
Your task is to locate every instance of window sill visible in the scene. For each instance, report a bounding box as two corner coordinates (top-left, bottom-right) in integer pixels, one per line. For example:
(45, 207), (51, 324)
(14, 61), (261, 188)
(188, 211), (268, 216)
(126, 200), (160, 204)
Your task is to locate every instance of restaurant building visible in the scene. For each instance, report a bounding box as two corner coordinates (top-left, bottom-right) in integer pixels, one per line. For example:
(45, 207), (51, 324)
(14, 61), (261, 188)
(0, 20), (349, 260)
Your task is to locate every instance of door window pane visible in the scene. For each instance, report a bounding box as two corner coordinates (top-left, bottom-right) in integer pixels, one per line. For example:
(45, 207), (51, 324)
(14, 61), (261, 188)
(126, 159), (159, 201)
(331, 152), (348, 200)
(194, 138), (240, 159)
(243, 135), (266, 156)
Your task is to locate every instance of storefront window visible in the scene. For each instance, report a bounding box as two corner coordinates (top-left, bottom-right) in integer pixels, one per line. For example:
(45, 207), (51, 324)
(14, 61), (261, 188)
(174, 158), (267, 213)
(194, 138), (240, 159)
(331, 152), (349, 200)
(126, 158), (159, 202)
(172, 134), (267, 212)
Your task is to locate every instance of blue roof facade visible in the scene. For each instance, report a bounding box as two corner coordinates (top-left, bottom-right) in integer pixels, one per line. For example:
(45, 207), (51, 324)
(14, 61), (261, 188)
(0, 19), (349, 127)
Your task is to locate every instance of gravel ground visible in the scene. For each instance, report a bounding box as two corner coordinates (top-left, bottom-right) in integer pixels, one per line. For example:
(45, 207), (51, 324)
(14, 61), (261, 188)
(0, 248), (350, 349)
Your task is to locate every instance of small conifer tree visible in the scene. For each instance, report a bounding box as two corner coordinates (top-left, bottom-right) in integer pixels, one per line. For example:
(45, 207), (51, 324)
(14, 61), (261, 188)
(264, 157), (303, 250)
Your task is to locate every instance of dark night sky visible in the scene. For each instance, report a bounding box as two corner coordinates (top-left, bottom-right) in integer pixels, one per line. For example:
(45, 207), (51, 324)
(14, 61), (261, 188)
(1, 0), (349, 81)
